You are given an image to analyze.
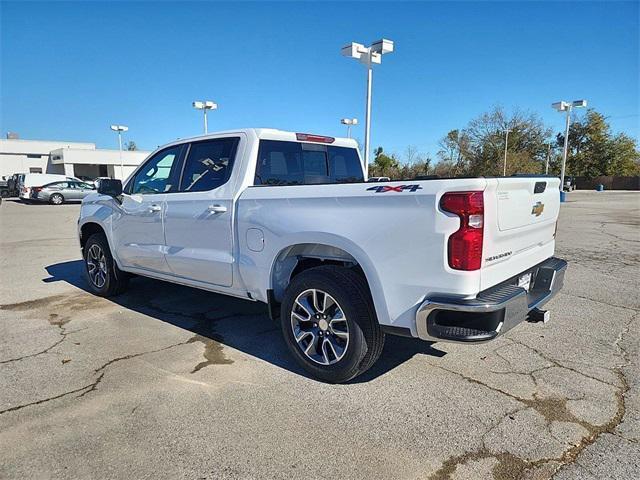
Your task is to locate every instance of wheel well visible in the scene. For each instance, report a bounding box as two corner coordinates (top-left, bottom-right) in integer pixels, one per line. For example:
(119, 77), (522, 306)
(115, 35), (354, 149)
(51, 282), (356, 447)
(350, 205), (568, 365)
(270, 244), (368, 304)
(79, 222), (106, 252)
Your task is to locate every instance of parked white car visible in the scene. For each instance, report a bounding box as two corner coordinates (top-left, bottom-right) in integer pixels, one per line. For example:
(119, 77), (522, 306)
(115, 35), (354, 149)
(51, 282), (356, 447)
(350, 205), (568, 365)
(367, 176), (391, 182)
(78, 128), (567, 382)
(19, 173), (81, 201)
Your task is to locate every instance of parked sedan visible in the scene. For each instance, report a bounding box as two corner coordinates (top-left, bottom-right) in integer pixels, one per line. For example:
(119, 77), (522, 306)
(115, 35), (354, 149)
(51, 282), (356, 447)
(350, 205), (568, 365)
(31, 181), (96, 204)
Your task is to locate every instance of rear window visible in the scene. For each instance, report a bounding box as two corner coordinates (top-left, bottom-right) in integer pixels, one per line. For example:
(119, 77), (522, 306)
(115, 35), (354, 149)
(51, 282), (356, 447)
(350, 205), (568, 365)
(180, 137), (240, 192)
(255, 140), (364, 186)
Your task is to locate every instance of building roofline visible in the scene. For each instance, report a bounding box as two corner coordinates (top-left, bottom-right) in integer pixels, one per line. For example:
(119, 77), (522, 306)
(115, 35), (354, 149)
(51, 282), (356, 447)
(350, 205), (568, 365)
(0, 138), (95, 146)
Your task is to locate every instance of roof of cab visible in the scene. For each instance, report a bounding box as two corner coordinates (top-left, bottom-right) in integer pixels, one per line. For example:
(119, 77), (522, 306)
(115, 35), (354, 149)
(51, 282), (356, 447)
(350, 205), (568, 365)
(162, 128), (359, 150)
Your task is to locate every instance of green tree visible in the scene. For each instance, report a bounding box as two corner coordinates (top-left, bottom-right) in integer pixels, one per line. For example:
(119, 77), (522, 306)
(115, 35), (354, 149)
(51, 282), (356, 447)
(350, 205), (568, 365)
(437, 129), (470, 176)
(434, 106), (551, 177)
(125, 141), (138, 151)
(369, 146), (400, 177)
(465, 106), (551, 175)
(557, 110), (640, 178)
(368, 146), (432, 179)
(608, 133), (640, 176)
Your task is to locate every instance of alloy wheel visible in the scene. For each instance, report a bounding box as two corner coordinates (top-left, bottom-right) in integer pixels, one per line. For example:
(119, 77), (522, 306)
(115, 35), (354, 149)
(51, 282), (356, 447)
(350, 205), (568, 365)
(86, 244), (108, 288)
(290, 289), (349, 365)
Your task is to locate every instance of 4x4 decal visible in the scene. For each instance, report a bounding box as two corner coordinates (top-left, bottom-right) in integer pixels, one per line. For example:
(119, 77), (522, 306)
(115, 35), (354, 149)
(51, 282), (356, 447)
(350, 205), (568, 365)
(367, 184), (423, 193)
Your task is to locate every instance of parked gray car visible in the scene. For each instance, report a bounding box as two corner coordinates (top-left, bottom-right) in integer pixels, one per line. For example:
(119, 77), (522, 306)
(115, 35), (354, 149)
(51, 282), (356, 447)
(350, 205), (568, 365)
(31, 181), (96, 204)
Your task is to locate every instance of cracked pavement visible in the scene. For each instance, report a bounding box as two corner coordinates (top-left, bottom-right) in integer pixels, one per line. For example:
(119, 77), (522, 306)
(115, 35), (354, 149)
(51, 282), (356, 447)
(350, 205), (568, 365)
(0, 191), (638, 479)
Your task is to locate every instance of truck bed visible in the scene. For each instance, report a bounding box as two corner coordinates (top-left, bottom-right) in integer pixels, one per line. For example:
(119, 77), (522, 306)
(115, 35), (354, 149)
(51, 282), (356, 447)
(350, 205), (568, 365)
(237, 176), (561, 335)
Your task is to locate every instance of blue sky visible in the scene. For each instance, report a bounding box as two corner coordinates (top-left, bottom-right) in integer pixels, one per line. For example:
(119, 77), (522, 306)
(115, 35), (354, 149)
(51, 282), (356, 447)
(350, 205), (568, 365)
(1, 1), (638, 158)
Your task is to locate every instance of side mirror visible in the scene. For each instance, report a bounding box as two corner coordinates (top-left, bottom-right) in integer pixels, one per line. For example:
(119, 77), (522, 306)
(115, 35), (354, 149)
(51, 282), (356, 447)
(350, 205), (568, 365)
(97, 179), (123, 197)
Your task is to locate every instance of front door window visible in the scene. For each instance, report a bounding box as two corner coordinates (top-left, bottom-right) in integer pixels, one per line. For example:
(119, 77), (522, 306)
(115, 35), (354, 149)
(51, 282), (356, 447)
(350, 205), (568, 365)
(129, 146), (183, 195)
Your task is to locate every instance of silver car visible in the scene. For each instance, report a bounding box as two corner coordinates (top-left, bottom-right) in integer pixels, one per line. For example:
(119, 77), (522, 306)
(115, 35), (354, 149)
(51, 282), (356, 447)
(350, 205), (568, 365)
(32, 181), (96, 204)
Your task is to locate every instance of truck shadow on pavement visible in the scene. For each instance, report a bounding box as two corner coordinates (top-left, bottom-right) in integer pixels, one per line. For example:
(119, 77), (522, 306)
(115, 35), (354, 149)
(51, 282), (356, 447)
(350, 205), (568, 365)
(44, 260), (446, 383)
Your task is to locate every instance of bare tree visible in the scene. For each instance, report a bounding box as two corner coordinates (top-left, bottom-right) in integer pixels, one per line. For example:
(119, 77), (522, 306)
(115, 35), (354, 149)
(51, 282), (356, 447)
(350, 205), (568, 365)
(437, 129), (470, 175)
(404, 145), (418, 164)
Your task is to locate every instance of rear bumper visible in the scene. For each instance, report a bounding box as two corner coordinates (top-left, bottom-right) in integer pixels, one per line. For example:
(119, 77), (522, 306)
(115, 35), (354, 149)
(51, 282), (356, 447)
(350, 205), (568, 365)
(28, 192), (46, 202)
(416, 257), (567, 343)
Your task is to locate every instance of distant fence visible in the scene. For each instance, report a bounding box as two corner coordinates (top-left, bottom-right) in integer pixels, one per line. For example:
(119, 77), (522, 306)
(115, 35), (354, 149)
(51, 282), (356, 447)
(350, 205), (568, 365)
(574, 176), (640, 190)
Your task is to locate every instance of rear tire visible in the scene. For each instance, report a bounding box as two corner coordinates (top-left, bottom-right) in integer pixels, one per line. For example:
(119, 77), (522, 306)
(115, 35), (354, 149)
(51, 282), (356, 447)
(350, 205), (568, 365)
(280, 265), (385, 383)
(84, 233), (129, 297)
(49, 193), (64, 205)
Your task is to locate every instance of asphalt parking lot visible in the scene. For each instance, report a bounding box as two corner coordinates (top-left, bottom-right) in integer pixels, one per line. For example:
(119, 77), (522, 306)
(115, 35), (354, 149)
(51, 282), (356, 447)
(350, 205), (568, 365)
(0, 192), (638, 480)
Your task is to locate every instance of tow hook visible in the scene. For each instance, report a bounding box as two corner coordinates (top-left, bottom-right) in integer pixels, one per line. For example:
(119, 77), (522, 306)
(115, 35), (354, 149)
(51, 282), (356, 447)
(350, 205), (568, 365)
(527, 308), (550, 323)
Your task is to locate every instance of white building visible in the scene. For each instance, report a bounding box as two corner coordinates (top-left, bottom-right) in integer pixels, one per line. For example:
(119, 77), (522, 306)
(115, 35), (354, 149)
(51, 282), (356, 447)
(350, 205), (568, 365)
(0, 137), (151, 180)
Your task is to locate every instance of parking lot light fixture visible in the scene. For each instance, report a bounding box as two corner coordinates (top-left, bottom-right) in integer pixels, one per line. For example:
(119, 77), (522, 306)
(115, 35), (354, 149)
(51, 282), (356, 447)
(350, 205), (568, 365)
(193, 100), (218, 134)
(110, 124), (128, 179)
(340, 118), (358, 138)
(341, 38), (394, 177)
(552, 99), (587, 193)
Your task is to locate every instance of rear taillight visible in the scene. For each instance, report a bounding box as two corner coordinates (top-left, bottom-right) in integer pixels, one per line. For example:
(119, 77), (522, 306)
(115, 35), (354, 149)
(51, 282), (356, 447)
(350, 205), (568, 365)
(440, 191), (484, 271)
(32, 187), (42, 193)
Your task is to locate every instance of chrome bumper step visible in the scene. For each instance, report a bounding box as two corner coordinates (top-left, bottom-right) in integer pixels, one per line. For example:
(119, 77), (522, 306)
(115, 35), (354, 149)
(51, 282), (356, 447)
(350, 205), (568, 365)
(416, 257), (567, 343)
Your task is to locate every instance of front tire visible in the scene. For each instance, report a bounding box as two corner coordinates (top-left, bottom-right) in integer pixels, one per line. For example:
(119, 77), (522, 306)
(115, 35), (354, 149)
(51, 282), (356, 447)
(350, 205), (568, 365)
(280, 266), (385, 383)
(49, 193), (64, 205)
(84, 233), (129, 296)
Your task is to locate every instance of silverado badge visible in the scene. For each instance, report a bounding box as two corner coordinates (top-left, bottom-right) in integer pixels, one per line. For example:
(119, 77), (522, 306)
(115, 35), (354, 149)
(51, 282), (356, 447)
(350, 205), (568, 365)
(531, 201), (545, 217)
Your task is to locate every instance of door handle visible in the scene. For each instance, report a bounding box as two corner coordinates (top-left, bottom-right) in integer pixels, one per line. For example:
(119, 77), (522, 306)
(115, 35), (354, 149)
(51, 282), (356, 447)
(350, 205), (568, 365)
(207, 204), (227, 214)
(148, 204), (162, 213)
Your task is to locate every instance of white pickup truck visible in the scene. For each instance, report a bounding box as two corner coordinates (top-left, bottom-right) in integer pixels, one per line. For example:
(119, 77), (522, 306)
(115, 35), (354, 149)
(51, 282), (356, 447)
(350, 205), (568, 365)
(78, 128), (567, 383)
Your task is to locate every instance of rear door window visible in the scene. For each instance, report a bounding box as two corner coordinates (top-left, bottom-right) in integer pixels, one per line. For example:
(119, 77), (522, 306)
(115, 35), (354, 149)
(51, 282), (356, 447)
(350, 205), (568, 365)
(179, 137), (240, 192)
(255, 140), (363, 185)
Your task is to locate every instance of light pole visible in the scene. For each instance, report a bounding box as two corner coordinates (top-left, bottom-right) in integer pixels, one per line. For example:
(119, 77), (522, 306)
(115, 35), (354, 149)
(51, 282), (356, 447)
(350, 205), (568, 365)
(110, 125), (128, 179)
(552, 99), (587, 192)
(503, 128), (511, 176)
(192, 100), (217, 134)
(341, 39), (394, 177)
(545, 143), (551, 175)
(340, 118), (358, 138)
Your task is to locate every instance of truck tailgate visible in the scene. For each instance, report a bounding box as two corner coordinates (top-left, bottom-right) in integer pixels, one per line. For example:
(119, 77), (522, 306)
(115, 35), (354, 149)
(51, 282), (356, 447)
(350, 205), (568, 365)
(481, 177), (561, 290)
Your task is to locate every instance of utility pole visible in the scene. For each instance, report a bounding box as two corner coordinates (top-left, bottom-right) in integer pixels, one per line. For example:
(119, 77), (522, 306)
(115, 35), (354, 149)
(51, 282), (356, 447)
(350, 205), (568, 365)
(552, 100), (587, 192)
(561, 110), (571, 188)
(342, 39), (394, 177)
(110, 125), (128, 179)
(503, 128), (511, 176)
(545, 143), (551, 174)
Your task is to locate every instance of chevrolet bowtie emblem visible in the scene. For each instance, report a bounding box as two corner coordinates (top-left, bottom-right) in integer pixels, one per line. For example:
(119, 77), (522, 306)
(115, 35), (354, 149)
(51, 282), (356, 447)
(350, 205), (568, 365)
(531, 201), (545, 217)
